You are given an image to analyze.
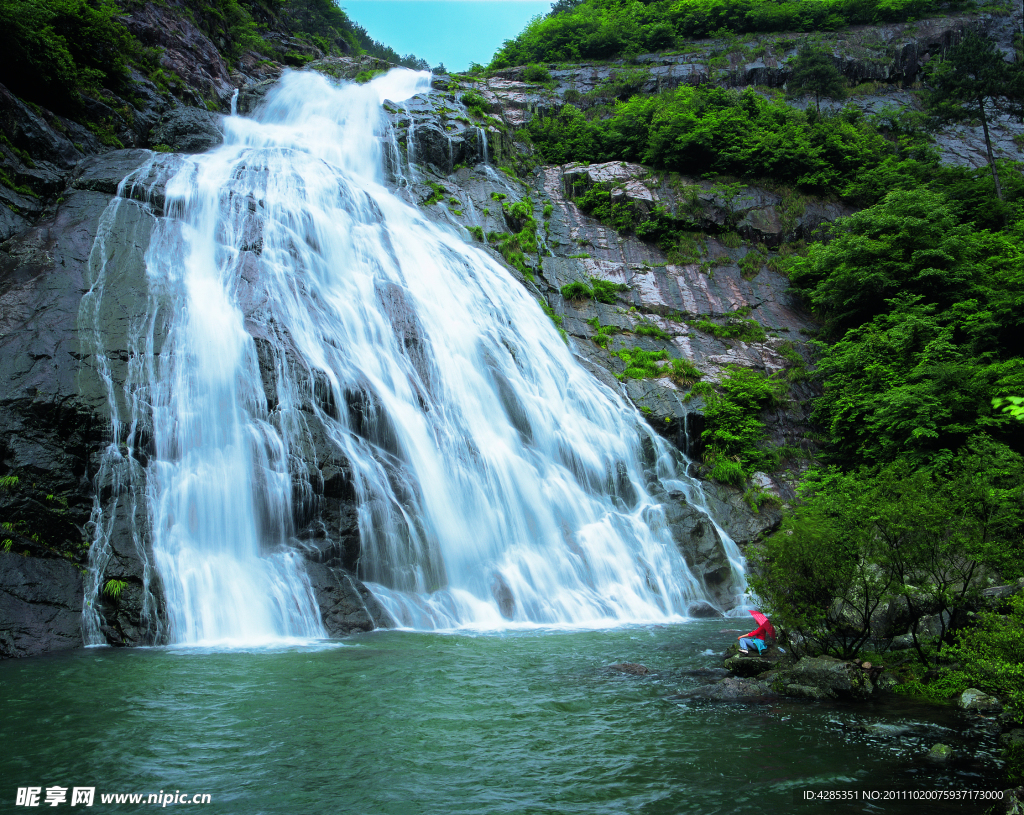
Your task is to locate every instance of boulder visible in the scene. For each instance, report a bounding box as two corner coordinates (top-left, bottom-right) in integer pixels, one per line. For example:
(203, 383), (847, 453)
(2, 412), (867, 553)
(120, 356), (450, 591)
(783, 683), (831, 701)
(687, 600), (723, 618)
(674, 675), (775, 702)
(724, 654), (773, 677)
(149, 107), (223, 154)
(304, 562), (391, 636)
(777, 655), (874, 699)
(927, 743), (953, 763)
(959, 688), (1003, 713)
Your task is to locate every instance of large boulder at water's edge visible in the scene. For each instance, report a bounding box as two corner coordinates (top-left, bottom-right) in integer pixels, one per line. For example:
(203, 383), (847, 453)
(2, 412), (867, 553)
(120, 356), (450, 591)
(776, 655), (874, 700)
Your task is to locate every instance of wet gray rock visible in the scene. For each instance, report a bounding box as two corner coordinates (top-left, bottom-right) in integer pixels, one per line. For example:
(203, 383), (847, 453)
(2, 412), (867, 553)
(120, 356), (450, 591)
(724, 654), (773, 677)
(674, 675), (775, 702)
(71, 149), (157, 195)
(777, 656), (875, 700)
(150, 107), (224, 154)
(658, 497), (739, 607)
(687, 600), (722, 618)
(305, 562), (392, 635)
(0, 552), (83, 658)
(0, 82), (99, 237)
(960, 688), (1003, 713)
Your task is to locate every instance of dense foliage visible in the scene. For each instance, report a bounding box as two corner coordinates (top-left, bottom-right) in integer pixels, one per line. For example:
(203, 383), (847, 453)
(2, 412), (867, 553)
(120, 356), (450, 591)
(690, 367), (787, 486)
(750, 441), (1024, 659)
(0, 0), (424, 116)
(527, 85), (926, 196)
(0, 0), (137, 112)
(490, 0), (987, 67)
(500, 0), (1024, 733)
(790, 190), (1024, 467)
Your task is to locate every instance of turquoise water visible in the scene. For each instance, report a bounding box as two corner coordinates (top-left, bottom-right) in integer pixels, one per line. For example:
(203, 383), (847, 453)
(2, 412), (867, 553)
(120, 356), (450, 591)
(0, 622), (1001, 813)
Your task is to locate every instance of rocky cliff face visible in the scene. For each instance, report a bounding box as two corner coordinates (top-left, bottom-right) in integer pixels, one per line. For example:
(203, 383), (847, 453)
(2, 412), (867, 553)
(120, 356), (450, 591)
(2, 10), (1020, 657)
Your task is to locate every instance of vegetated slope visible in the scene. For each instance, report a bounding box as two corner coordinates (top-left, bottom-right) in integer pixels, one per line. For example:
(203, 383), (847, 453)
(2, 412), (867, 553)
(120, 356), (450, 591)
(490, 0), (1011, 66)
(0, 0), (427, 240)
(0, 0), (425, 119)
(474, 0), (1024, 773)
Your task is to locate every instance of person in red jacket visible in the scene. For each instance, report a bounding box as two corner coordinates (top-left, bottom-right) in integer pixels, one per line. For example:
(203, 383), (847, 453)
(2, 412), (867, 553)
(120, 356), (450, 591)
(738, 611), (776, 654)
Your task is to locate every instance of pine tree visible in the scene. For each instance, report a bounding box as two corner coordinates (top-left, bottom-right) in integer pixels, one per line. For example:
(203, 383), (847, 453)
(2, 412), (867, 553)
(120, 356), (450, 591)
(787, 44), (846, 114)
(926, 32), (1024, 202)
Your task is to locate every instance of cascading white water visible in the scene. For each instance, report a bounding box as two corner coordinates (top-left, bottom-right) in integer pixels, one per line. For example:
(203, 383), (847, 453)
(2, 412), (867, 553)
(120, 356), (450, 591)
(85, 68), (745, 642)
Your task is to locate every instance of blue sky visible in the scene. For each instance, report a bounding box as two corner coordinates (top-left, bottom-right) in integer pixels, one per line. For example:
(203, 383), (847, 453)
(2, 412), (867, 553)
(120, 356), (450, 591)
(343, 1), (553, 72)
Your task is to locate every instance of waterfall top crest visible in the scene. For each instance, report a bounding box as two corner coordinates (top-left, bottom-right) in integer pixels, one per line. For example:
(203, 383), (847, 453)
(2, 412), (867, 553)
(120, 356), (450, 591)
(225, 69), (431, 183)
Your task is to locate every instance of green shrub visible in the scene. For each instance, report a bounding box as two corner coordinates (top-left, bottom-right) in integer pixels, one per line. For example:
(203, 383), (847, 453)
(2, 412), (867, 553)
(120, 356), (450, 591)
(420, 182), (446, 207)
(710, 458), (746, 487)
(522, 63), (552, 83)
(0, 0), (136, 112)
(592, 279), (629, 303)
(634, 322), (671, 341)
(586, 317), (619, 348)
(669, 358), (702, 386)
(461, 90), (490, 119)
(103, 578), (127, 599)
(694, 315), (767, 343)
(561, 281), (593, 300)
(700, 366), (787, 480)
(490, 0), (957, 68)
(614, 347), (670, 380)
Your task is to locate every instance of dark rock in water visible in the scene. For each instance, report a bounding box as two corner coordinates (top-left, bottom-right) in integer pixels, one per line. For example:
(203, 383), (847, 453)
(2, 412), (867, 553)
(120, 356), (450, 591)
(687, 600), (723, 618)
(783, 683), (831, 701)
(609, 662), (651, 676)
(0, 553), (83, 658)
(851, 723), (916, 738)
(305, 562), (392, 635)
(490, 574), (516, 620)
(724, 654), (773, 677)
(680, 667), (731, 680)
(926, 743), (953, 763)
(776, 656), (874, 700)
(674, 675), (775, 702)
(150, 107), (223, 154)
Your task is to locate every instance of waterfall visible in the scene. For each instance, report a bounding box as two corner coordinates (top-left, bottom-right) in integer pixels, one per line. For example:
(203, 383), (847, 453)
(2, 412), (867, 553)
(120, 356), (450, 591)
(84, 68), (743, 642)
(478, 127), (489, 165)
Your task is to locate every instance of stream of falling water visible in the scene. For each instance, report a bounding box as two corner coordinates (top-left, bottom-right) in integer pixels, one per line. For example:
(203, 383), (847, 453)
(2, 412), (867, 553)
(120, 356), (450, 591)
(83, 69), (745, 644)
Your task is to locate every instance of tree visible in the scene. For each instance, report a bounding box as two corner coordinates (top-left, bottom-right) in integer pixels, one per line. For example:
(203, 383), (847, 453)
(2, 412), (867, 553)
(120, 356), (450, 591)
(749, 448), (1023, 663)
(926, 32), (1023, 201)
(787, 44), (846, 113)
